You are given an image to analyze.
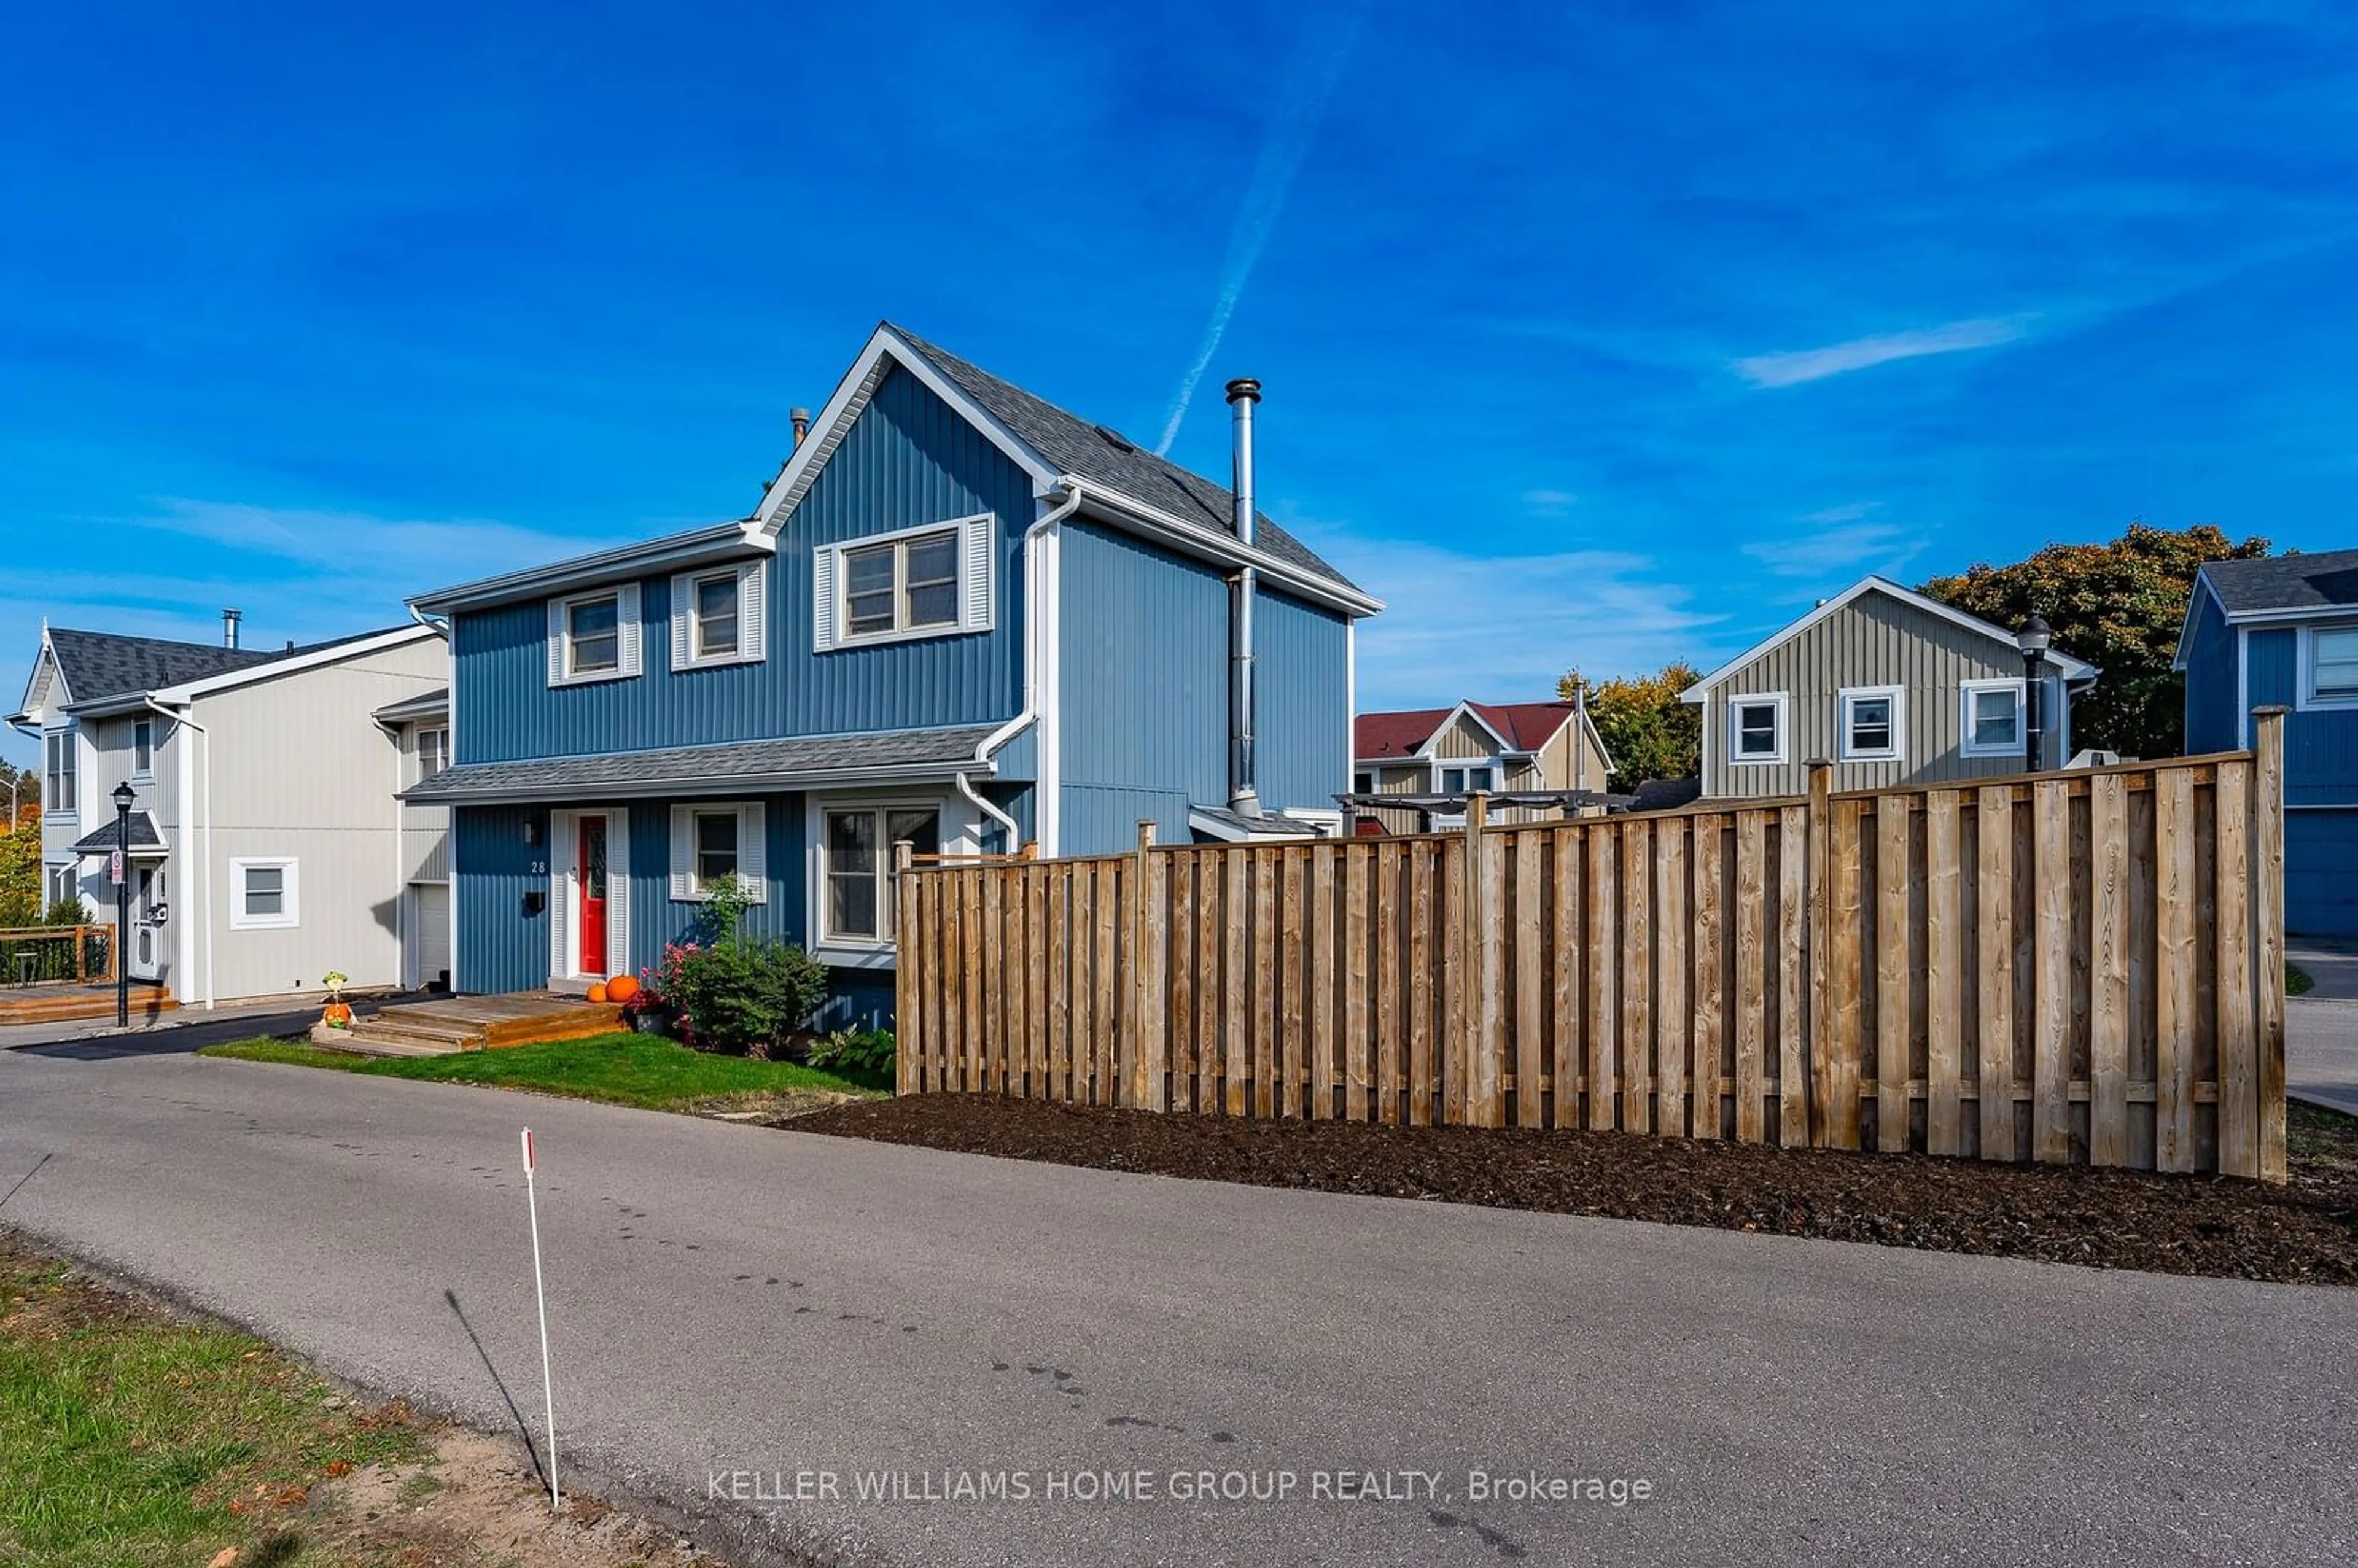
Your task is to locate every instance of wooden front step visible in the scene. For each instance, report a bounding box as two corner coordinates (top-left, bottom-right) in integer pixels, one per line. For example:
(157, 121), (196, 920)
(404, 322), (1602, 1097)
(0, 985), (176, 1027)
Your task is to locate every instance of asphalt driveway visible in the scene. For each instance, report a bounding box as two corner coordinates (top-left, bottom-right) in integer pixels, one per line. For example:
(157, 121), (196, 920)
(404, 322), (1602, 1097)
(1, 1047), (2351, 1567)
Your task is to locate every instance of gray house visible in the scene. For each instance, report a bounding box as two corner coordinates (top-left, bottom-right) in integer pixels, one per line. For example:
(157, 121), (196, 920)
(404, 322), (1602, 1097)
(1681, 576), (2099, 799)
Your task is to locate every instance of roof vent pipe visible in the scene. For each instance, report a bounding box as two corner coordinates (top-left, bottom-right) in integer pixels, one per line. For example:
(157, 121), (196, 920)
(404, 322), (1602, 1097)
(790, 406), (812, 448)
(222, 608), (242, 650)
(1225, 378), (1262, 815)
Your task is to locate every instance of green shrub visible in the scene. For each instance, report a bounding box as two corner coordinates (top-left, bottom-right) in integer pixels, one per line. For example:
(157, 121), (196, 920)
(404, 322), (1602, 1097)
(809, 1027), (895, 1077)
(664, 935), (827, 1057)
(41, 897), (84, 927)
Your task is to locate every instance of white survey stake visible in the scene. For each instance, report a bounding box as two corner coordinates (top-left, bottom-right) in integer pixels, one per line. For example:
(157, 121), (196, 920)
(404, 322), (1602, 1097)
(521, 1126), (560, 1510)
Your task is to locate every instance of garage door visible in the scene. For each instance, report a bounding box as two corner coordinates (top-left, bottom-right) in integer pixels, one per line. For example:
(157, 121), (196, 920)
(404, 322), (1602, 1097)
(413, 883), (451, 990)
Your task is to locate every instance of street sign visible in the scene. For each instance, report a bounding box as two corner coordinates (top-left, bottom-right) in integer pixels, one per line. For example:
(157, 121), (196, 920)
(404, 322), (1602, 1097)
(109, 850), (123, 885)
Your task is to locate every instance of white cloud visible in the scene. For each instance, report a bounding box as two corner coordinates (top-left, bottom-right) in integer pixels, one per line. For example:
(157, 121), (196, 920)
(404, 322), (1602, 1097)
(126, 499), (644, 586)
(1742, 519), (1927, 580)
(1521, 488), (1578, 517)
(1732, 315), (2035, 388)
(1293, 529), (1724, 710)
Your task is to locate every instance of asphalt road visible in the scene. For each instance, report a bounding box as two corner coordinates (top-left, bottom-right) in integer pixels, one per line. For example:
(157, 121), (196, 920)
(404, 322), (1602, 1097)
(2, 1049), (2352, 1567)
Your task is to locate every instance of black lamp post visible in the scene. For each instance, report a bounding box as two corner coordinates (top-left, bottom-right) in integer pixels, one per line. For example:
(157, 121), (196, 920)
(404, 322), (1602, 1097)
(2015, 615), (2052, 771)
(112, 780), (134, 1028)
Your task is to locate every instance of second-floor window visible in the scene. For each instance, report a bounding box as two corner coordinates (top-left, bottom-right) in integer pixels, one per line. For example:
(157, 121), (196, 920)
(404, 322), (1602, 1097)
(44, 731), (76, 814)
(546, 584), (642, 686)
(1729, 694), (1788, 766)
(2305, 626), (2358, 704)
(131, 720), (155, 779)
(1438, 763), (1497, 793)
(416, 727), (449, 780)
(668, 561), (766, 669)
(1960, 680), (2025, 757)
(813, 514), (994, 651)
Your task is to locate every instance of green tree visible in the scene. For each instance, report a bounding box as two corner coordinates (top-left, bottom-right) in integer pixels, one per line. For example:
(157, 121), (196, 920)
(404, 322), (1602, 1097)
(1557, 661), (1705, 789)
(0, 799), (41, 927)
(1919, 522), (2268, 760)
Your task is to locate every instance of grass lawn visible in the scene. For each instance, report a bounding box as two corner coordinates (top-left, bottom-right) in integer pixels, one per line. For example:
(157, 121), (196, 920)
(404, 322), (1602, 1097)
(198, 1031), (889, 1110)
(0, 1233), (424, 1567)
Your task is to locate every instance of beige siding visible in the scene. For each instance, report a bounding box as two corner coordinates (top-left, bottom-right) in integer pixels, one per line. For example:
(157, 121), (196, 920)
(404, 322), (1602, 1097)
(397, 721), (452, 885)
(185, 636), (448, 1002)
(1700, 591), (2069, 798)
(1428, 713), (1500, 761)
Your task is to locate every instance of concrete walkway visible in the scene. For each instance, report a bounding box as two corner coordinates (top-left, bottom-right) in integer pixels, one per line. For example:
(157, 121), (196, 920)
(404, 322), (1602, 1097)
(1, 1047), (2351, 1568)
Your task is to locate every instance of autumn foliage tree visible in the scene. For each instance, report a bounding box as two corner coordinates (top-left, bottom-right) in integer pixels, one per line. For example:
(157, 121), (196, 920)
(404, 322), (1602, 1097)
(1919, 522), (2268, 761)
(1556, 661), (1704, 789)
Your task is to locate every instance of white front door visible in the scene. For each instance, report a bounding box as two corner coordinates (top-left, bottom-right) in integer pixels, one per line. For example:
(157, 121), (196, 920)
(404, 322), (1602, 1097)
(128, 864), (163, 982)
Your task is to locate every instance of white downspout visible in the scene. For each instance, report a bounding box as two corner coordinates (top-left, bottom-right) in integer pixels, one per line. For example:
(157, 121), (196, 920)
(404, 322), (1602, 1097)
(962, 477), (1084, 849)
(145, 696), (209, 1009)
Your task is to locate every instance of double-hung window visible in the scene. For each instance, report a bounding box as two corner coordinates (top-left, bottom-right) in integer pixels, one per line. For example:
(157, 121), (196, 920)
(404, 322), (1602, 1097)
(693, 809), (738, 895)
(547, 584), (642, 686)
(131, 720), (155, 780)
(2305, 626), (2358, 706)
(815, 514), (993, 650)
(1959, 680), (2025, 757)
(44, 731), (76, 814)
(416, 727), (449, 780)
(1729, 694), (1788, 766)
(1837, 686), (1903, 764)
(669, 561), (765, 669)
(666, 802), (768, 903)
(823, 805), (940, 944)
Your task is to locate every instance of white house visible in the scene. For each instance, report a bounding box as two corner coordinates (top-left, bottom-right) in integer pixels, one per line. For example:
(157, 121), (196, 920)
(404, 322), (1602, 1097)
(8, 616), (451, 1005)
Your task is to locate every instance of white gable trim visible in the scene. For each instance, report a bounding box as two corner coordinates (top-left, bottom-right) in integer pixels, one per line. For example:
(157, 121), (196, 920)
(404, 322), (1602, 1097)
(11, 629), (69, 726)
(144, 624), (444, 705)
(1413, 701), (1520, 759)
(2170, 569), (2230, 674)
(748, 325), (1058, 540)
(1681, 576), (2097, 703)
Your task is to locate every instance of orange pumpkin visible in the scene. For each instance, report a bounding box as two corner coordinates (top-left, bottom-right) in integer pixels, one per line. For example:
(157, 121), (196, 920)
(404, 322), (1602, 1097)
(586, 982), (609, 1004)
(322, 1001), (352, 1028)
(606, 975), (641, 1004)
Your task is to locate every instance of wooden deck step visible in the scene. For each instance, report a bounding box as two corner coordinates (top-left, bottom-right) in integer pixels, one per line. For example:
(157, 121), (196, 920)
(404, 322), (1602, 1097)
(344, 992), (626, 1053)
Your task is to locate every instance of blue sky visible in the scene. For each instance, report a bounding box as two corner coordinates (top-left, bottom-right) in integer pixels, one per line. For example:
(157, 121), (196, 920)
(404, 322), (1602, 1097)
(6, 1), (2357, 763)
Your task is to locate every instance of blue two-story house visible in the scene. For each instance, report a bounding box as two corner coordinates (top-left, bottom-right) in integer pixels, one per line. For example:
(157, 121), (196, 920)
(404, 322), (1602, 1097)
(2176, 547), (2358, 935)
(405, 323), (1380, 1019)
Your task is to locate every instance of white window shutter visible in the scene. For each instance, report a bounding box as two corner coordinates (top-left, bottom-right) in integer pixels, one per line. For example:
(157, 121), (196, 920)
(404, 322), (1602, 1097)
(669, 805), (693, 901)
(617, 584), (643, 677)
(547, 812), (571, 980)
(962, 513), (995, 631)
(605, 811), (631, 979)
(812, 547), (838, 652)
(739, 802), (768, 904)
(545, 600), (566, 686)
(739, 560), (766, 663)
(668, 573), (692, 670)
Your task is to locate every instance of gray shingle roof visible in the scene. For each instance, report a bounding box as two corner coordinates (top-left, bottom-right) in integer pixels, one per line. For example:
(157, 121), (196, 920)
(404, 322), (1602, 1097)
(70, 810), (167, 855)
(889, 327), (1360, 593)
(373, 686), (449, 722)
(2202, 550), (2358, 615)
(404, 725), (1001, 802)
(47, 625), (410, 707)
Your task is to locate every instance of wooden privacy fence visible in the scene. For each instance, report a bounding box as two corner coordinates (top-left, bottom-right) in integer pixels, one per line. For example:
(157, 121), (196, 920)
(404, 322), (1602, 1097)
(896, 710), (2289, 1181)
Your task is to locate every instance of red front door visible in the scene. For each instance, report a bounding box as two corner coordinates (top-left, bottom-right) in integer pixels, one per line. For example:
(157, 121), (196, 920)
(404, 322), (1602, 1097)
(578, 816), (608, 977)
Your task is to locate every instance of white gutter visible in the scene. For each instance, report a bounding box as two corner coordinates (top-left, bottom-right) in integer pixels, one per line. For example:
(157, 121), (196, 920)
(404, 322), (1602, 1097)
(1053, 475), (1383, 618)
(143, 695), (212, 1010)
(962, 478), (1085, 848)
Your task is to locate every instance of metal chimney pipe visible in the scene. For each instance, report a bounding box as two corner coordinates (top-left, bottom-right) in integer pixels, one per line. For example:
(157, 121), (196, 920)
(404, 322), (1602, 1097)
(790, 406), (812, 448)
(1225, 378), (1262, 815)
(222, 608), (242, 649)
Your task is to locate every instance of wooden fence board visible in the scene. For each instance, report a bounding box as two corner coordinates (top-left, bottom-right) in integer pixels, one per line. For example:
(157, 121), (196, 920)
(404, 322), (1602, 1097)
(1441, 837), (1465, 1125)
(2033, 780), (2071, 1163)
(1224, 852), (1248, 1116)
(1777, 805), (1808, 1149)
(1410, 842), (1436, 1127)
(2088, 774), (2131, 1166)
(1552, 827), (1584, 1130)
(1373, 842), (1399, 1125)
(2155, 769), (2198, 1172)
(1515, 832), (1546, 1128)
(1622, 818), (1655, 1136)
(1657, 819), (1690, 1138)
(1977, 785), (2016, 1162)
(1307, 844), (1336, 1121)
(1691, 818), (1724, 1140)
(1734, 813), (1767, 1144)
(1827, 799), (1862, 1150)
(1875, 796), (1912, 1153)
(1587, 827), (1620, 1133)
(1281, 847), (1309, 1119)
(1926, 792), (1964, 1156)
(1475, 826), (1505, 1128)
(1347, 846), (1374, 1123)
(1253, 849), (1276, 1119)
(2213, 761), (2257, 1178)
(2254, 710), (2288, 1182)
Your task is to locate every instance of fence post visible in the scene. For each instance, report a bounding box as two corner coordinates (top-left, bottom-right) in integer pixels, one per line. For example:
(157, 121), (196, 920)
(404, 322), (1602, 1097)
(1804, 760), (1832, 1148)
(74, 924), (87, 982)
(893, 840), (916, 1097)
(2253, 707), (2288, 1182)
(1131, 820), (1166, 1112)
(1461, 791), (1496, 1126)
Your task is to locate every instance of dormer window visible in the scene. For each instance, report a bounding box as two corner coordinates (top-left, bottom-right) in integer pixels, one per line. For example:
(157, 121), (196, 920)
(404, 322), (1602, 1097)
(545, 584), (642, 687)
(813, 514), (994, 651)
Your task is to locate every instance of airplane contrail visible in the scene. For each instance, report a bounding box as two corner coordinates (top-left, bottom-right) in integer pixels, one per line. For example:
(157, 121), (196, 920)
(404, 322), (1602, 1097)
(1154, 2), (1372, 456)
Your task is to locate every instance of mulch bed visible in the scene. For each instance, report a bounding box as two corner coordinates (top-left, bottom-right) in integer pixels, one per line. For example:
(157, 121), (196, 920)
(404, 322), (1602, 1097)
(793, 1096), (2358, 1286)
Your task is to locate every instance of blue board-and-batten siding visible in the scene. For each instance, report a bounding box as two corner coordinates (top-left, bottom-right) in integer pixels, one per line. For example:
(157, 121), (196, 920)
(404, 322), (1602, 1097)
(1054, 521), (1351, 853)
(2180, 591), (2241, 756)
(451, 365), (1031, 766)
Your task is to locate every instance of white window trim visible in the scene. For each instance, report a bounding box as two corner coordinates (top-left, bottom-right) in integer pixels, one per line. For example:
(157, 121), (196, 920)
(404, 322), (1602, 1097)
(667, 802), (769, 904)
(805, 791), (977, 968)
(228, 857), (300, 931)
(1959, 678), (2028, 758)
(814, 513), (995, 652)
(2296, 623), (2358, 712)
(414, 726), (450, 782)
(1837, 685), (1905, 764)
(131, 718), (156, 782)
(1431, 757), (1503, 794)
(1727, 691), (1790, 767)
(546, 583), (643, 687)
(670, 560), (768, 670)
(44, 727), (79, 822)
